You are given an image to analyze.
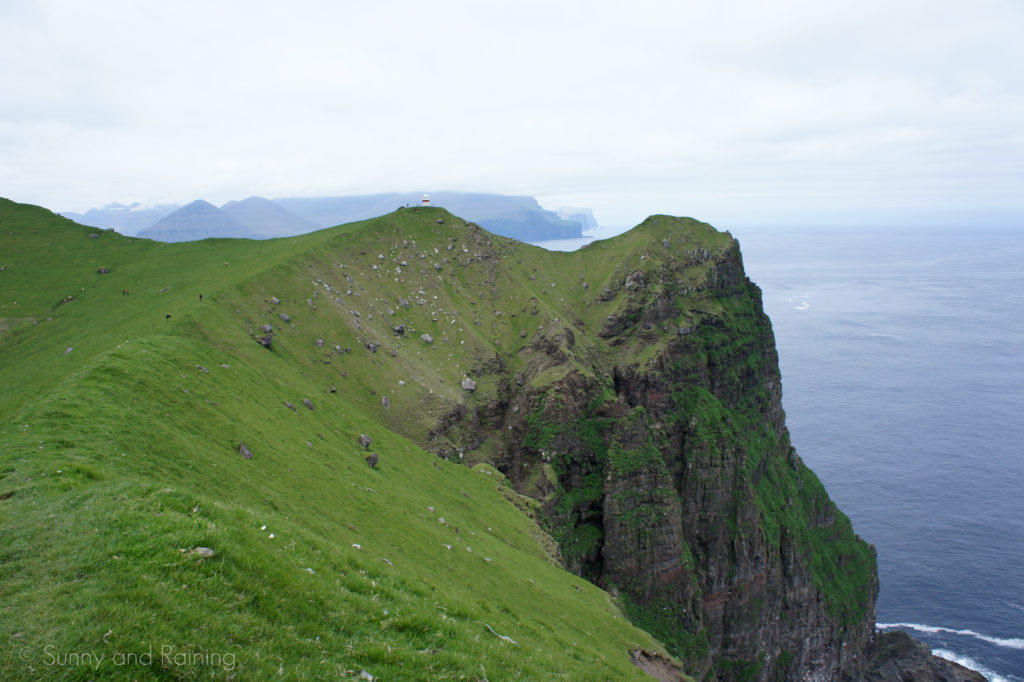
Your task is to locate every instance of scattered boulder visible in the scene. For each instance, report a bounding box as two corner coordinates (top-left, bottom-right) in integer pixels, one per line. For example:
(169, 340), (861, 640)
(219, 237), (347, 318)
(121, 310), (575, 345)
(303, 398), (314, 410)
(258, 334), (273, 348)
(381, 396), (391, 408)
(238, 442), (254, 459)
(88, 233), (99, 239)
(365, 453), (379, 468)
(662, 239), (671, 248)
(314, 338), (324, 347)
(196, 364), (209, 373)
(285, 401), (296, 411)
(420, 333), (434, 344)
(366, 343), (379, 353)
(629, 648), (685, 681)
(279, 312), (291, 323)
(461, 378), (476, 392)
(624, 270), (646, 290)
(97, 267), (110, 274)
(271, 296), (280, 305)
(392, 324), (405, 336)
(189, 547), (216, 558)
(359, 434), (372, 450)
(260, 323), (273, 333)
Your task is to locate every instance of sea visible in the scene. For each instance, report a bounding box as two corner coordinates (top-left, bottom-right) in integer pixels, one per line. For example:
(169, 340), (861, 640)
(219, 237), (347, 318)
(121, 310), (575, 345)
(535, 225), (1024, 681)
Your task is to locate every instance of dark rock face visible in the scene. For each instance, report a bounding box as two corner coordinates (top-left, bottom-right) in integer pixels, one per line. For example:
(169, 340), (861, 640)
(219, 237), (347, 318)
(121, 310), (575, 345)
(431, 228), (880, 680)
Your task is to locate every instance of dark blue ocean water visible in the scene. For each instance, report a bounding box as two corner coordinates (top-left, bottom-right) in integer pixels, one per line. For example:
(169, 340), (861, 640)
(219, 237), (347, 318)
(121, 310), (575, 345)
(735, 226), (1024, 681)
(539, 225), (1024, 680)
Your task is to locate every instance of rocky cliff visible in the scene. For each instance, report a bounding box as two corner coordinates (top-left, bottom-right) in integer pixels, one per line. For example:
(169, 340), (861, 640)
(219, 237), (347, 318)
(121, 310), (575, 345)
(415, 215), (878, 679)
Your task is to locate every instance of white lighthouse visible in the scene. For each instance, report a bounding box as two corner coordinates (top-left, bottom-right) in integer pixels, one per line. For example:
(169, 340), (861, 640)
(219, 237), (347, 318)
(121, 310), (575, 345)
(421, 194), (430, 206)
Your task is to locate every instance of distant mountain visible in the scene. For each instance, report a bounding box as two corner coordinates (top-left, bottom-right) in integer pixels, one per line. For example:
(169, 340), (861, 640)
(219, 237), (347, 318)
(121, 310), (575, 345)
(136, 200), (251, 242)
(555, 206), (599, 233)
(277, 192), (585, 242)
(66, 192), (591, 243)
(220, 196), (316, 238)
(274, 194), (410, 227)
(61, 202), (179, 235)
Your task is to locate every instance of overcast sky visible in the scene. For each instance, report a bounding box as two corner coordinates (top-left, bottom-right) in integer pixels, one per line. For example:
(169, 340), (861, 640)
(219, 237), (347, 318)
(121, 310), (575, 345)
(2, 0), (1022, 228)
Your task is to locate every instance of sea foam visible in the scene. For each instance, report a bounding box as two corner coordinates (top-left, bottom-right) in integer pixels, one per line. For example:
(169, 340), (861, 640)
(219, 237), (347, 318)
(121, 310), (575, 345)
(932, 648), (1015, 682)
(878, 622), (1024, 650)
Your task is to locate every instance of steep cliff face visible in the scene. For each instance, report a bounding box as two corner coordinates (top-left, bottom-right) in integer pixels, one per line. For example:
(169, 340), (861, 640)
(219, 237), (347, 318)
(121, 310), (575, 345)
(430, 216), (878, 680)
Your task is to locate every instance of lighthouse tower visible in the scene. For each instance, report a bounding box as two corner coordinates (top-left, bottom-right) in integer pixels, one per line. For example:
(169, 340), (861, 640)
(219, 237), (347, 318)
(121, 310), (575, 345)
(421, 194), (430, 206)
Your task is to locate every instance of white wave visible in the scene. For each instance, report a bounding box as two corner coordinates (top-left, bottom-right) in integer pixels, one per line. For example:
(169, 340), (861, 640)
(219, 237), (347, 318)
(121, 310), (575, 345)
(878, 622), (1024, 650)
(933, 648), (1017, 682)
(785, 292), (814, 311)
(867, 332), (904, 341)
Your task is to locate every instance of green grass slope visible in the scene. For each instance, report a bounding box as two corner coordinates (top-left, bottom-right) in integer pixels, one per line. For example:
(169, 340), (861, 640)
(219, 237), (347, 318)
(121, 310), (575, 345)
(0, 199), (679, 680)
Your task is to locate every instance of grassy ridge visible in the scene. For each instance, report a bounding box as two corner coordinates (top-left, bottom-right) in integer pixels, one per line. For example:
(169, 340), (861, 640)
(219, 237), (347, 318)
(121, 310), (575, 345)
(0, 200), (673, 679)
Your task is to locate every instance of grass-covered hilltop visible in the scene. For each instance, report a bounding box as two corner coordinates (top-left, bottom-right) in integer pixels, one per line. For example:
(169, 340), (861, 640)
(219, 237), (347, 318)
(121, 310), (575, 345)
(0, 198), (980, 681)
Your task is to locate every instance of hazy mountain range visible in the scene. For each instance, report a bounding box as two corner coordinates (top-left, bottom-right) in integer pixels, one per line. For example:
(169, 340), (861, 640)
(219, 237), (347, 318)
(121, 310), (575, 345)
(62, 192), (593, 243)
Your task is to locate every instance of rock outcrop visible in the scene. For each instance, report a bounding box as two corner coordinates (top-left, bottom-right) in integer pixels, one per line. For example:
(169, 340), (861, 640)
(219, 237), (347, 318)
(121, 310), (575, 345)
(862, 630), (986, 681)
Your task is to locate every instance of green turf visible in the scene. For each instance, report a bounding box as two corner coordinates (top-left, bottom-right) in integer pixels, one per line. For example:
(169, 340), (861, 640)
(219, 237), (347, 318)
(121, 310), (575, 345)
(0, 199), (686, 680)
